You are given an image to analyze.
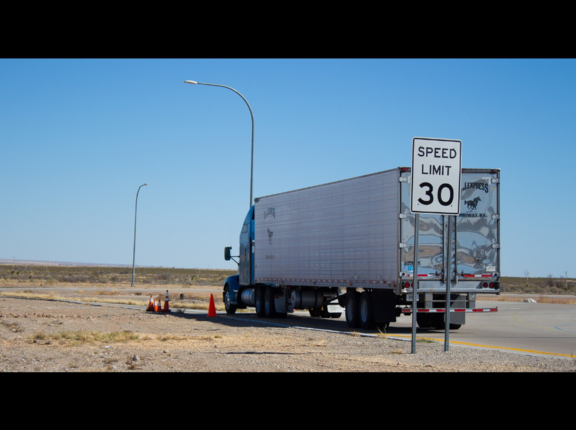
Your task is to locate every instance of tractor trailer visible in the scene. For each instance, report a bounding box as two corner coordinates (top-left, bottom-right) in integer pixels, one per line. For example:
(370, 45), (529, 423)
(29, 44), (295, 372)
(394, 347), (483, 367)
(223, 167), (500, 329)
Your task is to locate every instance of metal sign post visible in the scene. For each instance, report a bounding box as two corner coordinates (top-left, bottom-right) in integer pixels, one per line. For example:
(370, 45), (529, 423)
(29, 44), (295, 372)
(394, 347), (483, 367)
(411, 137), (462, 353)
(411, 213), (419, 354)
(445, 215), (451, 351)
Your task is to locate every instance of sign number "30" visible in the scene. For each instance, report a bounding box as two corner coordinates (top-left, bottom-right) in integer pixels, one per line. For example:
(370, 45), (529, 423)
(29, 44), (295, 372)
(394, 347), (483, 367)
(417, 182), (455, 207)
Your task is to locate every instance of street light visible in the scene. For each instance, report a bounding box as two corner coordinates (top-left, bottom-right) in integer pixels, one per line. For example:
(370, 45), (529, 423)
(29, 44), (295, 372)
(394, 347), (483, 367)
(131, 183), (147, 287)
(184, 80), (255, 208)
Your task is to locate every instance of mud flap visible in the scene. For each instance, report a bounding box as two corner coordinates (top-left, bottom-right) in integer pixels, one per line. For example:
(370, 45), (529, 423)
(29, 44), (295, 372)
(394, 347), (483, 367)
(445, 294), (466, 325)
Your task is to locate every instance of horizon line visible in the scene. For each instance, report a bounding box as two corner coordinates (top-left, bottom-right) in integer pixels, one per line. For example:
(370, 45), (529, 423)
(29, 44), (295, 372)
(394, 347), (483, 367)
(0, 259), (233, 270)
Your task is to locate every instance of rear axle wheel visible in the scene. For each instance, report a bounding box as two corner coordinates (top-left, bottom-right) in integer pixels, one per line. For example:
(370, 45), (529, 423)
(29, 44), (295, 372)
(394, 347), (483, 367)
(345, 291), (361, 328)
(359, 291), (376, 329)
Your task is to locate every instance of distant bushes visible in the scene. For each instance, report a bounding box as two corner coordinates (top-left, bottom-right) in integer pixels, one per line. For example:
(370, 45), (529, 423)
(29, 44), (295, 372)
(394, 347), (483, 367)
(0, 265), (235, 287)
(500, 275), (575, 295)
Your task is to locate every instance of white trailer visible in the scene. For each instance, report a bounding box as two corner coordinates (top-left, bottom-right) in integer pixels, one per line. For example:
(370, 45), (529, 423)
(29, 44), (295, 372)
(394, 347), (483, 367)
(223, 167), (500, 330)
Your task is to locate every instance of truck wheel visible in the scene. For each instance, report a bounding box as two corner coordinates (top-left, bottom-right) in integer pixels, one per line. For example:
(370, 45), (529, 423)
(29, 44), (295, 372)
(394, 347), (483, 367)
(223, 285), (237, 315)
(360, 291), (376, 329)
(449, 324), (461, 330)
(345, 291), (361, 328)
(255, 286), (266, 317)
(264, 286), (278, 318)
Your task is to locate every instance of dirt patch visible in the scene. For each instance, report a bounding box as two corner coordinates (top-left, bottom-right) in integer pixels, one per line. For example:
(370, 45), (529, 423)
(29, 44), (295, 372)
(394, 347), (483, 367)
(1, 295), (575, 372)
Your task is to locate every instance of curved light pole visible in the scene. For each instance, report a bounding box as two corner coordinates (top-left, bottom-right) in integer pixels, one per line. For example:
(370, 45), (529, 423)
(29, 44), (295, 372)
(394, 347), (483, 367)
(131, 183), (147, 287)
(184, 80), (255, 208)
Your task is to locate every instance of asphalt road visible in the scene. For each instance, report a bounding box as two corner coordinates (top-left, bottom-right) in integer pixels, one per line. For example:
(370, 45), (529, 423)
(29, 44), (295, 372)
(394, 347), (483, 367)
(222, 300), (576, 358)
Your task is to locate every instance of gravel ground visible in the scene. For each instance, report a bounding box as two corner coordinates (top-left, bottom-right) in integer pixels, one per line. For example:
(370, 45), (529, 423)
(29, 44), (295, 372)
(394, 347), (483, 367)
(1, 296), (574, 372)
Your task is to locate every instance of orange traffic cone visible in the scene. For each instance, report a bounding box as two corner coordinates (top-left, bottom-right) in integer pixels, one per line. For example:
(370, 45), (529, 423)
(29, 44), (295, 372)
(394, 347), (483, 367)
(154, 299), (160, 312)
(207, 294), (217, 317)
(146, 295), (154, 311)
(162, 290), (171, 313)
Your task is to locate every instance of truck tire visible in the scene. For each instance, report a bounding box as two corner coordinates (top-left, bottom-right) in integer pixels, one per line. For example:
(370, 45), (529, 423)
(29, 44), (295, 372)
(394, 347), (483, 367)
(360, 291), (376, 329)
(264, 286), (278, 318)
(223, 285), (237, 315)
(345, 291), (361, 328)
(255, 286), (266, 317)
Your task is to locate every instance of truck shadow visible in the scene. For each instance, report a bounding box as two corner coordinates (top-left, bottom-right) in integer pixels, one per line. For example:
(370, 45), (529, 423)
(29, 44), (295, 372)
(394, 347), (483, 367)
(162, 310), (451, 334)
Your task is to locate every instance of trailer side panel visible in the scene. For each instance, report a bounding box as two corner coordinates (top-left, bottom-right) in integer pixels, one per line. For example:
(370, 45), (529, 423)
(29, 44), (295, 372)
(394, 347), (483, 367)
(254, 169), (400, 289)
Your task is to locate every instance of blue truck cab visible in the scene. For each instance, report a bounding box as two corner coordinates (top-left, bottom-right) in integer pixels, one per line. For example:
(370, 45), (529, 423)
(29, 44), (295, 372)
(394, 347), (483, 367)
(222, 206), (254, 314)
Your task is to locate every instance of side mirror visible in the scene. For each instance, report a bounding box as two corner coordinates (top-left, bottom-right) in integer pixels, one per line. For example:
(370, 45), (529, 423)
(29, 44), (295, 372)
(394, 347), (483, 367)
(224, 246), (232, 261)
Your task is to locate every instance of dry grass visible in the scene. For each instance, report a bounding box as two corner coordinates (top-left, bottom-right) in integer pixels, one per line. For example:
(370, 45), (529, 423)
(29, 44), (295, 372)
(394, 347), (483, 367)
(0, 290), (226, 311)
(27, 330), (225, 346)
(535, 295), (576, 304)
(376, 326), (388, 338)
(157, 334), (221, 342)
(479, 294), (576, 305)
(29, 330), (140, 346)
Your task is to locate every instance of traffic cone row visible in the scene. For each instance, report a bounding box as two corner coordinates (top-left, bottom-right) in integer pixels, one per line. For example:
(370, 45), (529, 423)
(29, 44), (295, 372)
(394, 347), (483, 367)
(145, 291), (171, 313)
(146, 291), (219, 316)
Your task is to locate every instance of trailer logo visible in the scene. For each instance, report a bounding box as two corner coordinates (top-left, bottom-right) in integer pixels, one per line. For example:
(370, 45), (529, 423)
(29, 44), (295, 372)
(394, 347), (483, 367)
(459, 213), (487, 218)
(461, 182), (489, 193)
(264, 208), (275, 219)
(464, 197), (481, 211)
(267, 228), (274, 244)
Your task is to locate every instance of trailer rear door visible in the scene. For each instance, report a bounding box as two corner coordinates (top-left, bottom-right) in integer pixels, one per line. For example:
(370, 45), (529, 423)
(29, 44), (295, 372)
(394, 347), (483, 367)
(400, 168), (500, 281)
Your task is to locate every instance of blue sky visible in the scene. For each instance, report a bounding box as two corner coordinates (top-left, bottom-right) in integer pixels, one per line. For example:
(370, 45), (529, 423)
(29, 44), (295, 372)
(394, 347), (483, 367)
(1, 58), (574, 277)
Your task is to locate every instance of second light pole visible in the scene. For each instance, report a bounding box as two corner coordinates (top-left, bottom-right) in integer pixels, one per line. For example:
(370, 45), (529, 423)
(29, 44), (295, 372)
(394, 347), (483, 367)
(131, 183), (147, 287)
(184, 80), (255, 208)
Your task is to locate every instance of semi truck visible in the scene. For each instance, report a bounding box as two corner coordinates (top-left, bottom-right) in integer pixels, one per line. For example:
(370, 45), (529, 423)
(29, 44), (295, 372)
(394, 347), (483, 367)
(222, 167), (500, 330)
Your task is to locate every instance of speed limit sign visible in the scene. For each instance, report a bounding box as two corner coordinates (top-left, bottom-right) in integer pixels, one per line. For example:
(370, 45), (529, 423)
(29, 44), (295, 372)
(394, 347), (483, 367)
(411, 137), (462, 215)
